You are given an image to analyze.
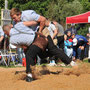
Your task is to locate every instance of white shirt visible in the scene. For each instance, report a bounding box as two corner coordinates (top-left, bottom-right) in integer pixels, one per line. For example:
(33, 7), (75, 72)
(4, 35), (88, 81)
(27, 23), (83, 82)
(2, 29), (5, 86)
(47, 22), (56, 37)
(10, 22), (35, 47)
(0, 26), (4, 36)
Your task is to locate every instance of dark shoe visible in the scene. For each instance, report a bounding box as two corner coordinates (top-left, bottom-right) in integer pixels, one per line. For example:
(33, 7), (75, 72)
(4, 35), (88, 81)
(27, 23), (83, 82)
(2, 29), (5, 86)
(26, 76), (33, 82)
(88, 59), (90, 63)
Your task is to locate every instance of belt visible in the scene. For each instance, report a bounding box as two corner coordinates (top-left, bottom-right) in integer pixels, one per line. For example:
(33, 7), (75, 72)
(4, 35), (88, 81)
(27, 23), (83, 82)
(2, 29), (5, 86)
(32, 32), (48, 51)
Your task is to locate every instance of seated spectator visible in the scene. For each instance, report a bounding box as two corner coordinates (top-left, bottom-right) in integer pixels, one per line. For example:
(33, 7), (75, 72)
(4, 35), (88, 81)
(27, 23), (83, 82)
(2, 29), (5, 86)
(0, 26), (5, 49)
(66, 31), (72, 40)
(72, 34), (88, 61)
(64, 35), (73, 59)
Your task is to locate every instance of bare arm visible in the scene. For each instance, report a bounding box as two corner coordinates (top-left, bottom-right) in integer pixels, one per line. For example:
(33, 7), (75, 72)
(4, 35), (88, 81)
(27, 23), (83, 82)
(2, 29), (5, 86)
(37, 16), (46, 33)
(0, 36), (4, 42)
(23, 21), (38, 26)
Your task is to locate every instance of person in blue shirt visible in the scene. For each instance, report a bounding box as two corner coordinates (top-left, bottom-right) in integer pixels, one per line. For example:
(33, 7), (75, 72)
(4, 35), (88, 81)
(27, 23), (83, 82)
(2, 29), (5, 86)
(72, 34), (88, 61)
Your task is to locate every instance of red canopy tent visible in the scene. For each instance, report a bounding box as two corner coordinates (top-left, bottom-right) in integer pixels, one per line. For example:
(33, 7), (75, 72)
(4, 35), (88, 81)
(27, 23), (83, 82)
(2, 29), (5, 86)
(66, 11), (90, 60)
(66, 11), (90, 24)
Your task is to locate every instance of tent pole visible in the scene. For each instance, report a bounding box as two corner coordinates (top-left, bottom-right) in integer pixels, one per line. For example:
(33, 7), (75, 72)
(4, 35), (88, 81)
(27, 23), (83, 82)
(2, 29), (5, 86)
(88, 27), (90, 61)
(66, 24), (67, 30)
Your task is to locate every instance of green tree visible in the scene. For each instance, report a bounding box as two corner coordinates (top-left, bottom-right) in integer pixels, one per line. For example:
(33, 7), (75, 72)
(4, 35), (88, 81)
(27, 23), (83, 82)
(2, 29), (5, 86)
(8, 0), (51, 16)
(46, 0), (83, 23)
(77, 24), (89, 36)
(80, 0), (90, 12)
(0, 0), (4, 8)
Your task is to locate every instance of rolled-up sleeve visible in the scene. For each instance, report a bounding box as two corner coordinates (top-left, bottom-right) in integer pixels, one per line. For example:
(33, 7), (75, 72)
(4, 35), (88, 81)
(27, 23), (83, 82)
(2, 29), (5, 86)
(30, 11), (40, 21)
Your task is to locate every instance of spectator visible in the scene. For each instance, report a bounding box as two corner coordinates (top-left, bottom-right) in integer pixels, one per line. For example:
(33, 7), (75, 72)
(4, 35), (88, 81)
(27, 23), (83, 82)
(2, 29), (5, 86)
(53, 21), (64, 50)
(64, 35), (73, 59)
(86, 33), (90, 62)
(42, 19), (58, 66)
(64, 23), (80, 35)
(45, 20), (58, 45)
(16, 48), (25, 66)
(0, 26), (4, 49)
(84, 34), (89, 58)
(72, 34), (88, 61)
(66, 31), (72, 40)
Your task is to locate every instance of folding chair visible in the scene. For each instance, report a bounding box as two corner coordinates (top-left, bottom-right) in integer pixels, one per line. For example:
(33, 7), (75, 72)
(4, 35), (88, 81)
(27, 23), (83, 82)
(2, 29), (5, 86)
(7, 44), (18, 66)
(0, 51), (8, 67)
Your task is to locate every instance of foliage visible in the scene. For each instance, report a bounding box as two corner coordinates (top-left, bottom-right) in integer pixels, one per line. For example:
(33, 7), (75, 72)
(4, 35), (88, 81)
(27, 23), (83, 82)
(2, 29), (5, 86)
(46, 0), (83, 23)
(8, 0), (51, 16)
(80, 0), (90, 12)
(0, 0), (90, 35)
(77, 24), (89, 36)
(0, 0), (4, 8)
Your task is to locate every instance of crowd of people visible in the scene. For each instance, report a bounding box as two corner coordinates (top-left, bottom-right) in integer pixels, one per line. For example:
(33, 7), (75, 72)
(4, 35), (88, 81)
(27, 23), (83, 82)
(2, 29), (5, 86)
(64, 29), (89, 61)
(0, 8), (89, 82)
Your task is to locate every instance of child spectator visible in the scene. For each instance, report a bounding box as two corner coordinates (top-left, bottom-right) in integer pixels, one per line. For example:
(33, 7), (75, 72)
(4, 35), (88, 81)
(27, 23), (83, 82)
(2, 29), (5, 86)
(64, 35), (73, 59)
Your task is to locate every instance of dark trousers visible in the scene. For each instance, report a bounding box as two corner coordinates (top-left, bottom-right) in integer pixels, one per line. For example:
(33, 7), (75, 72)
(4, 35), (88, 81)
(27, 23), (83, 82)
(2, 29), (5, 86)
(26, 35), (71, 73)
(85, 44), (89, 57)
(57, 35), (64, 50)
(47, 36), (71, 64)
(77, 48), (85, 60)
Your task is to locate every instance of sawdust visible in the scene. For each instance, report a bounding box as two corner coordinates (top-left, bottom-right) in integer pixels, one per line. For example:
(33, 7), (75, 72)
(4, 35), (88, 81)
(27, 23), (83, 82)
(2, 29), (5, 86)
(0, 62), (90, 90)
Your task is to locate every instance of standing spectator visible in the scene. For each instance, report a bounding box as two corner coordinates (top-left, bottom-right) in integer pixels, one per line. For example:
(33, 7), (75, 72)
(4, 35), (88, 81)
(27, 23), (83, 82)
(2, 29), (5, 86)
(0, 26), (4, 49)
(64, 24), (80, 35)
(45, 20), (58, 45)
(53, 21), (64, 50)
(16, 48), (25, 66)
(43, 20), (58, 66)
(86, 33), (90, 62)
(84, 33), (89, 58)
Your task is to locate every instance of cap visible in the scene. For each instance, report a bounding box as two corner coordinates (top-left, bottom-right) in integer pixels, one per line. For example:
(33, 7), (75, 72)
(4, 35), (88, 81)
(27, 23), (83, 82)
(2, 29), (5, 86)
(67, 31), (71, 33)
(68, 39), (73, 42)
(73, 38), (77, 46)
